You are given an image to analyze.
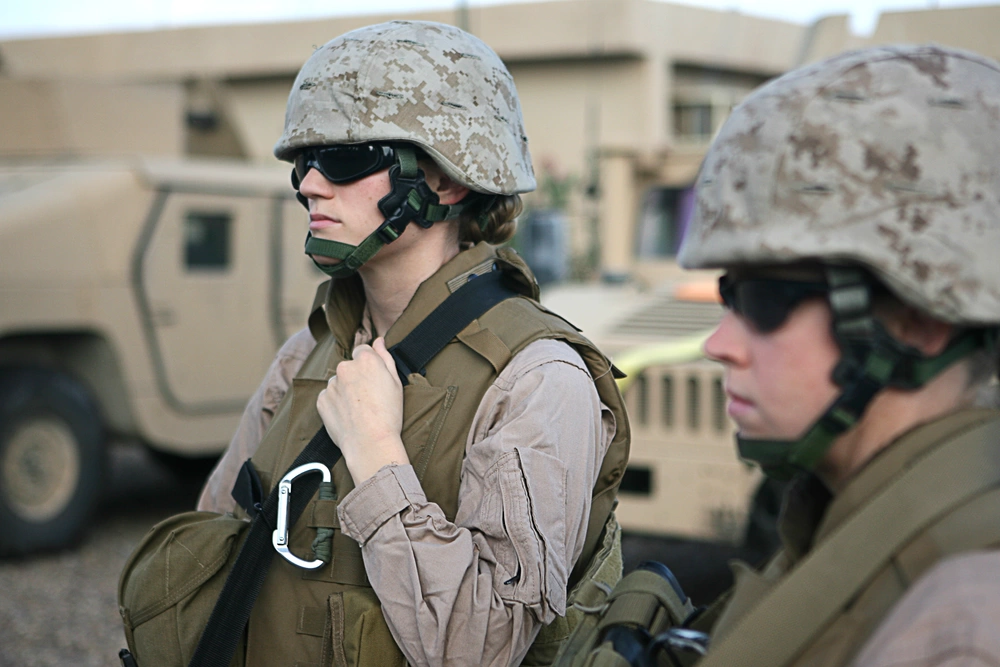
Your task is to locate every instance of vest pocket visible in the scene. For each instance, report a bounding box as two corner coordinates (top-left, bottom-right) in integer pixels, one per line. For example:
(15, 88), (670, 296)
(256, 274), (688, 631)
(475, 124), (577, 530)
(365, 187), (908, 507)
(326, 589), (406, 667)
(400, 381), (458, 481)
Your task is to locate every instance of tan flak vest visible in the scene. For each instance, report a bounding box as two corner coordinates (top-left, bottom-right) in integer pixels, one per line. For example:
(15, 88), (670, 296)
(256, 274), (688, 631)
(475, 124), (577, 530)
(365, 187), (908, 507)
(698, 408), (1000, 667)
(243, 243), (630, 667)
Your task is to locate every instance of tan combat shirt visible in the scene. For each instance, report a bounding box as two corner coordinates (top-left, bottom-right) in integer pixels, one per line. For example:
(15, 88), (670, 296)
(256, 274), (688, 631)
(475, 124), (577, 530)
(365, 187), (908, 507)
(198, 326), (615, 666)
(711, 410), (1000, 667)
(852, 550), (1000, 666)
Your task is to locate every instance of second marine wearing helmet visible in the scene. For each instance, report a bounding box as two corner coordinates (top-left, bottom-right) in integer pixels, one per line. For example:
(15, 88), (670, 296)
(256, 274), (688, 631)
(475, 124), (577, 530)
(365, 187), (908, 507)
(676, 44), (1000, 666)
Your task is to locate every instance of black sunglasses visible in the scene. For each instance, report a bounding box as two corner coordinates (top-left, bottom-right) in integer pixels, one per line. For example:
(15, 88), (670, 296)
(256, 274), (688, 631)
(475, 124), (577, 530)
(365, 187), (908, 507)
(291, 144), (396, 189)
(718, 275), (828, 333)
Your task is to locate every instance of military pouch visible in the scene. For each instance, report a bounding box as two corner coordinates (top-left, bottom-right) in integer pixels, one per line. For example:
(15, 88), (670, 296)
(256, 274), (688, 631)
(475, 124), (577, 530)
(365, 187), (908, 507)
(118, 425), (342, 667)
(118, 511), (250, 667)
(523, 512), (624, 665)
(553, 561), (705, 667)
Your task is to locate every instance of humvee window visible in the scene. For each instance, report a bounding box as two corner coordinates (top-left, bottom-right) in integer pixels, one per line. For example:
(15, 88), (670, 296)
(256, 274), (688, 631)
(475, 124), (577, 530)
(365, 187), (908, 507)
(619, 465), (653, 496)
(185, 211), (231, 269)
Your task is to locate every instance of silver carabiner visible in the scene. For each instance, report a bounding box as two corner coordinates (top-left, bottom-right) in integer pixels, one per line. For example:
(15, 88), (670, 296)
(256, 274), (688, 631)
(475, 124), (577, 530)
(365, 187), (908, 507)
(272, 462), (331, 570)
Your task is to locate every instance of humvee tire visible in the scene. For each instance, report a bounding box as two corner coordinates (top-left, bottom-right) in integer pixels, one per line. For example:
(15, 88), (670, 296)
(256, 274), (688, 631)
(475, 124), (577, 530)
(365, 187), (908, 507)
(0, 368), (105, 555)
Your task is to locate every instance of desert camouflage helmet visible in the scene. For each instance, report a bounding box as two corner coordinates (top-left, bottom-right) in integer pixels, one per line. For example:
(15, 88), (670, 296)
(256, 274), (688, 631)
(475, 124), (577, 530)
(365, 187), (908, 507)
(274, 20), (535, 196)
(679, 44), (1000, 325)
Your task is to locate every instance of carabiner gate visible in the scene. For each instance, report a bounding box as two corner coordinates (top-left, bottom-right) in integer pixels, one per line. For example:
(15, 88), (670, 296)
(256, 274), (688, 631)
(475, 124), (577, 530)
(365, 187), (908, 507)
(272, 462), (332, 569)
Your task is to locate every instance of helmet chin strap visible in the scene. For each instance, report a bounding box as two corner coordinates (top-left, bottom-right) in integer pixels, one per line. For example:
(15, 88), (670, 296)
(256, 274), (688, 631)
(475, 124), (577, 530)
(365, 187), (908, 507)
(738, 266), (993, 481)
(303, 146), (472, 278)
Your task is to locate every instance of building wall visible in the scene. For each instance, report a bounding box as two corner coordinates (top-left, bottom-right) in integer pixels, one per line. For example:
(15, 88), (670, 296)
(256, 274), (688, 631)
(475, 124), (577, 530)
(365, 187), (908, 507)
(0, 79), (185, 157)
(1, 0), (996, 279)
(870, 6), (1000, 63)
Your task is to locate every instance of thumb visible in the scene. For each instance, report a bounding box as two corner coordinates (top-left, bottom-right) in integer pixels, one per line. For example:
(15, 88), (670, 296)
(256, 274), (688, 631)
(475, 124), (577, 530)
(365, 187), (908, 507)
(372, 337), (401, 383)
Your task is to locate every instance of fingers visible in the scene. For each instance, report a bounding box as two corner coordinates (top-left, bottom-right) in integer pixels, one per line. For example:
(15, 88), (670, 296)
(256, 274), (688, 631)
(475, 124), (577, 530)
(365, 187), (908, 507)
(346, 339), (400, 384)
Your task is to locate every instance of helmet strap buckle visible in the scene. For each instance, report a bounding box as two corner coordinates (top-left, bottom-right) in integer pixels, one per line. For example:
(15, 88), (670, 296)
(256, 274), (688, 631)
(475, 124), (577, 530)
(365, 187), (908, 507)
(376, 162), (441, 235)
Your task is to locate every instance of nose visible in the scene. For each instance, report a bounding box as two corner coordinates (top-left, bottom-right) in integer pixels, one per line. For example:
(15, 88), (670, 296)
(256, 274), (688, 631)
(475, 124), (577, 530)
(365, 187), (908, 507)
(297, 167), (336, 202)
(704, 310), (749, 367)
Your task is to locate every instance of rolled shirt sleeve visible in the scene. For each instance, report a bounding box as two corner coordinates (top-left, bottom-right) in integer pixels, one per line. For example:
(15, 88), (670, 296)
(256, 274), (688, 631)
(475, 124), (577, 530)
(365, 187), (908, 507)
(337, 338), (615, 667)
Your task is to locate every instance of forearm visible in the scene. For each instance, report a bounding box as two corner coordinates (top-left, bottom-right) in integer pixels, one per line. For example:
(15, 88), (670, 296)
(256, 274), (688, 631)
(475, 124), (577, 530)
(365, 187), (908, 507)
(335, 340), (611, 666)
(338, 464), (549, 667)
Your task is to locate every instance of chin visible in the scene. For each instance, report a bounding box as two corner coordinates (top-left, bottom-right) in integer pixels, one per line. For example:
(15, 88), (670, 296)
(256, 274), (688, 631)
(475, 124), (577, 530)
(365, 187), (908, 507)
(736, 424), (784, 441)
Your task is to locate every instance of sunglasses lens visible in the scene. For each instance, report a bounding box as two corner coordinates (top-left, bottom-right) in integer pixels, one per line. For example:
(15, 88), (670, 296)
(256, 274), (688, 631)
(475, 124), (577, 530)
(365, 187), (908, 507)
(719, 277), (826, 333)
(742, 282), (793, 333)
(293, 145), (393, 186)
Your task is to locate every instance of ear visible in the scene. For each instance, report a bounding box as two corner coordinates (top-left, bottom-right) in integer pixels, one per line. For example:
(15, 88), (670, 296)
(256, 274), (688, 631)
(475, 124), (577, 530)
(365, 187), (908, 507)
(422, 166), (469, 205)
(887, 305), (953, 356)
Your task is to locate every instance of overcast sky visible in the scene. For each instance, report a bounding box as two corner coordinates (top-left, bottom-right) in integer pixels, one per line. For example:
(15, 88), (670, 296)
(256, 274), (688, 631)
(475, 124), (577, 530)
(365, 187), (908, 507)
(0, 0), (994, 41)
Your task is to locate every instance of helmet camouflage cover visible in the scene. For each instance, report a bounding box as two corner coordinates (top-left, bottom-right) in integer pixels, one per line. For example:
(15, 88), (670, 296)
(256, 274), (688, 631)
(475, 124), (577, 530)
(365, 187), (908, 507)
(679, 44), (1000, 325)
(274, 20), (535, 196)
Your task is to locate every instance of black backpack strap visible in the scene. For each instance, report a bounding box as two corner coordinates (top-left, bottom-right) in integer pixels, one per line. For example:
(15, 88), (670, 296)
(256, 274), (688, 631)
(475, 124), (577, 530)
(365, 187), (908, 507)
(188, 263), (521, 667)
(231, 459), (264, 517)
(389, 268), (521, 384)
(189, 429), (341, 667)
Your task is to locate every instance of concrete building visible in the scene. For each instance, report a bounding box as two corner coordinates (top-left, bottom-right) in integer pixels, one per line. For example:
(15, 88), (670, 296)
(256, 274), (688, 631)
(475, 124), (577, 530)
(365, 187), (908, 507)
(2, 0), (998, 285)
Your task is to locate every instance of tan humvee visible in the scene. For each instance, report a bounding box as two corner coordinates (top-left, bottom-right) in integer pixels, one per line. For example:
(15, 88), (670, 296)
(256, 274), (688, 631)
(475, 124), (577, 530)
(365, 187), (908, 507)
(0, 156), (325, 554)
(0, 157), (772, 558)
(542, 280), (775, 551)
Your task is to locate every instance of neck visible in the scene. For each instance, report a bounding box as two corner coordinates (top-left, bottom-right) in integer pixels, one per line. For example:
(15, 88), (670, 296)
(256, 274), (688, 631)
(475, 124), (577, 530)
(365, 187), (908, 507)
(358, 228), (461, 338)
(818, 362), (977, 490)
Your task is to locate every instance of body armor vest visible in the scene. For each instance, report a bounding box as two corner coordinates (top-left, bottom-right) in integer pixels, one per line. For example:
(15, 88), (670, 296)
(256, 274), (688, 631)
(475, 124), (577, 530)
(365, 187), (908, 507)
(702, 409), (1000, 667)
(244, 244), (630, 667)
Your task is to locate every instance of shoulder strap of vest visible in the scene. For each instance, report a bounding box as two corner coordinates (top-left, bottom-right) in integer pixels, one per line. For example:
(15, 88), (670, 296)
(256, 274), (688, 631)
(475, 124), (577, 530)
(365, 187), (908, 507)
(699, 415), (1000, 667)
(388, 267), (522, 385)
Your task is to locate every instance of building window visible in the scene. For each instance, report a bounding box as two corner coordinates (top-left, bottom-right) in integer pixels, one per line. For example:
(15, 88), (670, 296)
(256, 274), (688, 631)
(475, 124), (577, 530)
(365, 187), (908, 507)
(673, 102), (714, 140)
(670, 64), (772, 144)
(635, 186), (696, 259)
(619, 465), (653, 496)
(185, 211), (231, 270)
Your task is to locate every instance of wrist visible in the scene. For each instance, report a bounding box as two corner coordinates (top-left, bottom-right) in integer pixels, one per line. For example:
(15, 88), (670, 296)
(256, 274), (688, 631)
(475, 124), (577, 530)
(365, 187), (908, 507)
(345, 435), (408, 485)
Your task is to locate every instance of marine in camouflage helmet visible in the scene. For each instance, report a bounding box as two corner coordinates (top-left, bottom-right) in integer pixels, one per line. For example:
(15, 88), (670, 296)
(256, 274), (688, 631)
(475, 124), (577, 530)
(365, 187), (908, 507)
(679, 44), (1000, 479)
(274, 21), (535, 277)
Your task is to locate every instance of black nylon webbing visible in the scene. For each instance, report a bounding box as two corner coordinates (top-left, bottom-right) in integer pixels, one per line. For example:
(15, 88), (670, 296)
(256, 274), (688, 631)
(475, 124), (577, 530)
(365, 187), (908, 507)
(389, 268), (520, 384)
(188, 428), (341, 667)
